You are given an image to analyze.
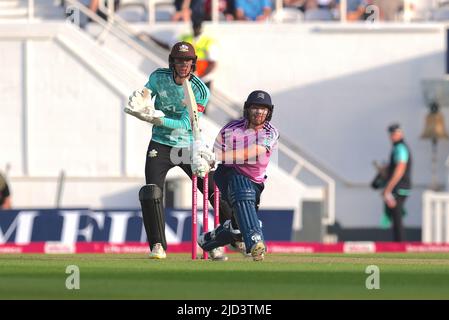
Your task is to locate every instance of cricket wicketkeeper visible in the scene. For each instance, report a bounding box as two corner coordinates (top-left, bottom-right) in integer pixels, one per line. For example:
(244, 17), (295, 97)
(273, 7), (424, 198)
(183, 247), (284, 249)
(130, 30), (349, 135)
(198, 90), (279, 261)
(124, 41), (231, 260)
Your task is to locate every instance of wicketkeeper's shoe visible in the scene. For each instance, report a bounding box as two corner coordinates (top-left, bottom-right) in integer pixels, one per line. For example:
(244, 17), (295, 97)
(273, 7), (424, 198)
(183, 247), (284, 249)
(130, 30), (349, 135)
(209, 247), (228, 261)
(149, 243), (166, 259)
(250, 241), (265, 262)
(197, 232), (208, 249)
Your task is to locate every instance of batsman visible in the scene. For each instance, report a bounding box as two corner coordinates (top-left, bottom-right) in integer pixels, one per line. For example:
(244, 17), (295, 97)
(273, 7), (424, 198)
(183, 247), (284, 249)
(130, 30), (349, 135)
(198, 90), (279, 261)
(124, 41), (231, 260)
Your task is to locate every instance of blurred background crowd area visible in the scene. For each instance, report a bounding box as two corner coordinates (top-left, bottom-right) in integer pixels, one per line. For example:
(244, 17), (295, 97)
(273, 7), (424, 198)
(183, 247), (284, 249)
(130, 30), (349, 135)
(26, 0), (449, 24)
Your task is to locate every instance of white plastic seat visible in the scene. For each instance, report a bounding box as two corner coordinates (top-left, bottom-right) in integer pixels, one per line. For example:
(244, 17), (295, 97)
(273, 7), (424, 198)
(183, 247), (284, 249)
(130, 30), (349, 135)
(270, 8), (305, 22)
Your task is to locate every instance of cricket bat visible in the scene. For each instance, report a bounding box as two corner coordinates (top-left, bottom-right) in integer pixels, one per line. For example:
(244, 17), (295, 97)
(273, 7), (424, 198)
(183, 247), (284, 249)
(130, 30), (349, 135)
(182, 79), (201, 141)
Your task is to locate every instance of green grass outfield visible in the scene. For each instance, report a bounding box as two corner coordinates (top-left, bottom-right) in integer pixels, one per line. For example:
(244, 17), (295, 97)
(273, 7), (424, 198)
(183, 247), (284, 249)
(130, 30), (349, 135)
(1, 253), (449, 299)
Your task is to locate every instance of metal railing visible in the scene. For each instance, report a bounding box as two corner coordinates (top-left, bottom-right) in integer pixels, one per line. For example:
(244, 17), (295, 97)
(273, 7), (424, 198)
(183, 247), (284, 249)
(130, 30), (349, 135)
(422, 191), (449, 243)
(28, 0), (34, 21)
(64, 0), (165, 65)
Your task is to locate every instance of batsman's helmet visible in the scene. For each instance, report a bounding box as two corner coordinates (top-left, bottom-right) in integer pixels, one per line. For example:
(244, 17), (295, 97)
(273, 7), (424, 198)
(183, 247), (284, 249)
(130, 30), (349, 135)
(244, 90), (274, 122)
(169, 41), (197, 72)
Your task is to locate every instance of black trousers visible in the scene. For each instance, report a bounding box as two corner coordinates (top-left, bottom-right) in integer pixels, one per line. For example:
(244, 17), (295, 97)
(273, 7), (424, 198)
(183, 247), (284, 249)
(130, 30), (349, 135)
(384, 195), (407, 242)
(144, 140), (232, 247)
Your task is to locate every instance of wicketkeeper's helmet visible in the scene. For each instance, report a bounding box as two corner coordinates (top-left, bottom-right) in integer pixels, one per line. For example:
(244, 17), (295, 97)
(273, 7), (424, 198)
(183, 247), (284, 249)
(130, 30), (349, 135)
(169, 41), (197, 72)
(244, 90), (274, 122)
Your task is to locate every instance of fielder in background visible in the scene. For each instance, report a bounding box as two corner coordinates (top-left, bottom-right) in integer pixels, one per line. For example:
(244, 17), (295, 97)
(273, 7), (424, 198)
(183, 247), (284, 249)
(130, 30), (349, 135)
(124, 41), (231, 260)
(198, 90), (279, 261)
(382, 123), (412, 242)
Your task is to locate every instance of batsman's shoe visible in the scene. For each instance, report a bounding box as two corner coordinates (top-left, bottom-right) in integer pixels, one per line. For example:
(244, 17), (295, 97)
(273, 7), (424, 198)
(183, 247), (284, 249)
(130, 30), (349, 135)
(228, 241), (251, 258)
(149, 243), (166, 259)
(209, 247), (228, 261)
(250, 241), (265, 262)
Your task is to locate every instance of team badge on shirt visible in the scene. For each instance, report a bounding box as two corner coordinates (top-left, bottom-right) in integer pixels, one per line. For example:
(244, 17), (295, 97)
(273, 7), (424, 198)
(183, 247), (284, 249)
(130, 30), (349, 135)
(149, 149), (158, 158)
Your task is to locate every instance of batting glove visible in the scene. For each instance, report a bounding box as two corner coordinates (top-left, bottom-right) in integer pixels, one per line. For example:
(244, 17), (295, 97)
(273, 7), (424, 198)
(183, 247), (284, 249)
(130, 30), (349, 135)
(191, 156), (210, 178)
(192, 140), (216, 169)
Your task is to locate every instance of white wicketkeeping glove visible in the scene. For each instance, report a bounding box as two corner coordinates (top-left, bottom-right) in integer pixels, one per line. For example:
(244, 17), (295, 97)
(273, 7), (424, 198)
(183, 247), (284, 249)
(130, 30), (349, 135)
(124, 88), (165, 124)
(128, 88), (152, 113)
